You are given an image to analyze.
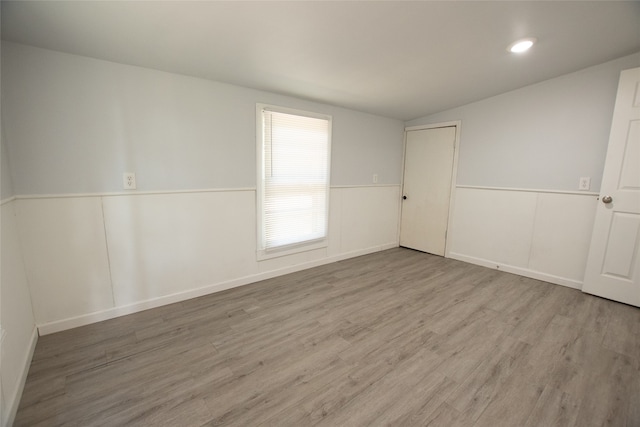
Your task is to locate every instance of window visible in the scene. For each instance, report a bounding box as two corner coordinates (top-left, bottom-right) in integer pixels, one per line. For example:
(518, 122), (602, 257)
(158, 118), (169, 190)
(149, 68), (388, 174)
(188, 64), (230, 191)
(257, 104), (331, 259)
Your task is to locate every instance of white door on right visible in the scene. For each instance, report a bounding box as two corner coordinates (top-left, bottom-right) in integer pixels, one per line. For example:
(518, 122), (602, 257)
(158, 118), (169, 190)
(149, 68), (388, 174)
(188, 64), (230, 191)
(583, 67), (640, 307)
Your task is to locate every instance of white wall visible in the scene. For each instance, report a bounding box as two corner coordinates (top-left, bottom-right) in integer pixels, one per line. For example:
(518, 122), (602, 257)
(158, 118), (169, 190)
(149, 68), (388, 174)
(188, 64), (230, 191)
(1, 41), (39, 426)
(17, 187), (400, 334)
(1, 199), (38, 427)
(449, 188), (597, 288)
(1, 42), (404, 334)
(1, 127), (37, 427)
(408, 52), (640, 288)
(407, 52), (640, 192)
(0, 136), (13, 201)
(2, 42), (404, 195)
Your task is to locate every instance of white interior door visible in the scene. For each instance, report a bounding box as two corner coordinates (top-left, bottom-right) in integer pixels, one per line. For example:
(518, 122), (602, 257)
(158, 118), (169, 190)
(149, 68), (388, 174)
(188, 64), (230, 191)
(400, 126), (455, 256)
(583, 67), (640, 307)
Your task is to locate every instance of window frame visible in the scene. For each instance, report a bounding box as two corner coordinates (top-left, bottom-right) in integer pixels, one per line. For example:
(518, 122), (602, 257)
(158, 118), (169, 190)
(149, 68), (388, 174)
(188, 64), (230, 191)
(256, 103), (332, 260)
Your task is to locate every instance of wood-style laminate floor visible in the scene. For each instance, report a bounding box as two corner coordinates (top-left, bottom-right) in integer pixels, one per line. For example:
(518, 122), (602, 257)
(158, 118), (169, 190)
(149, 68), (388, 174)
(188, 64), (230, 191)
(15, 248), (640, 426)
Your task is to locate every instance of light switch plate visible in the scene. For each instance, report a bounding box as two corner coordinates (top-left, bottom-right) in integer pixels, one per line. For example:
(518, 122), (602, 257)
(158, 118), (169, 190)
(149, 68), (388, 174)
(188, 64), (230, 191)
(579, 177), (591, 191)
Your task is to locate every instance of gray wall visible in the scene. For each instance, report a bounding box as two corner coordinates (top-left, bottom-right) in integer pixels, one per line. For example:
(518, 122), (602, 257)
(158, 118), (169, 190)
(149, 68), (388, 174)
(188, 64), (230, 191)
(1, 39), (14, 200)
(1, 42), (404, 195)
(406, 52), (640, 192)
(1, 112), (15, 200)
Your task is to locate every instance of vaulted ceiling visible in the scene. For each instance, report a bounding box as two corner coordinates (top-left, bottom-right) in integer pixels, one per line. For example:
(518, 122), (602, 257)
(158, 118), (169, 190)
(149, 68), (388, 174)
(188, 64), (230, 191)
(2, 1), (639, 120)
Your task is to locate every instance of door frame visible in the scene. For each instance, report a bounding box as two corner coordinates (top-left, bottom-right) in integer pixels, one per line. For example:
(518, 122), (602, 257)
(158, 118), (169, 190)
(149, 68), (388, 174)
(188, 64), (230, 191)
(398, 121), (461, 257)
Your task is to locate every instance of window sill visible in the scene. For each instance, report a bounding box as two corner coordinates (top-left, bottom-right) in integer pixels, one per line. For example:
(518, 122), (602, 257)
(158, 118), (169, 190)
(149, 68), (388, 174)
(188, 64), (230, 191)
(257, 239), (327, 261)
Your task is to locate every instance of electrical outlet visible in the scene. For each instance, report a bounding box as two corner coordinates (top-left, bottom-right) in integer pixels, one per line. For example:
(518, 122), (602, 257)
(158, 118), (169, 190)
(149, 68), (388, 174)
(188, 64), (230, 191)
(579, 177), (591, 191)
(373, 174), (378, 184)
(123, 172), (137, 190)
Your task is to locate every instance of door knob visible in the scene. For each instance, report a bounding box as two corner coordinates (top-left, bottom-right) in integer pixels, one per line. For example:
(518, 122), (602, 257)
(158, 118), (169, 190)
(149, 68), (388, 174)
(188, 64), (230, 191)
(402, 195), (407, 200)
(602, 196), (613, 204)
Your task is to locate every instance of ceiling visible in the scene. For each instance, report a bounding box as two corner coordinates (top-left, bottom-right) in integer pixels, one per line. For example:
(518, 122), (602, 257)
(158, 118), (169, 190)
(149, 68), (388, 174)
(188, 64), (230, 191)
(2, 1), (640, 121)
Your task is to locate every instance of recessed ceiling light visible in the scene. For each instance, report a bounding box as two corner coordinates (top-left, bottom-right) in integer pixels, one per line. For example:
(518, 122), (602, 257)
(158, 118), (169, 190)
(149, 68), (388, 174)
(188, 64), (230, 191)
(508, 38), (537, 53)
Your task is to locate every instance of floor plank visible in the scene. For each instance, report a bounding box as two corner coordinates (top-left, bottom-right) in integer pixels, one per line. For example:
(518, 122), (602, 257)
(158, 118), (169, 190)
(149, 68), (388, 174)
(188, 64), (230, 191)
(14, 248), (640, 426)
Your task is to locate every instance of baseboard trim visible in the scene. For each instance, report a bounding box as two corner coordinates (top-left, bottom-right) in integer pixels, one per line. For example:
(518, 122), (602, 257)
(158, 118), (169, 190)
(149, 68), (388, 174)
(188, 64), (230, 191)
(37, 243), (398, 335)
(4, 326), (38, 427)
(448, 252), (583, 290)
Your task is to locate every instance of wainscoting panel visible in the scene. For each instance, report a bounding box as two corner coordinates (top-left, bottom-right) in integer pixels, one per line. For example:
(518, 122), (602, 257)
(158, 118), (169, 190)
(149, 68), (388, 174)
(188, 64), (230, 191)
(449, 187), (597, 289)
(1, 200), (38, 427)
(449, 187), (538, 269)
(529, 192), (598, 283)
(102, 191), (257, 307)
(338, 186), (401, 254)
(15, 197), (114, 324)
(16, 185), (400, 334)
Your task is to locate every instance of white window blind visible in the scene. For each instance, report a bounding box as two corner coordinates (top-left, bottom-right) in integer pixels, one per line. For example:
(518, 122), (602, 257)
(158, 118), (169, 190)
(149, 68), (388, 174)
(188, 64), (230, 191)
(258, 106), (331, 254)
